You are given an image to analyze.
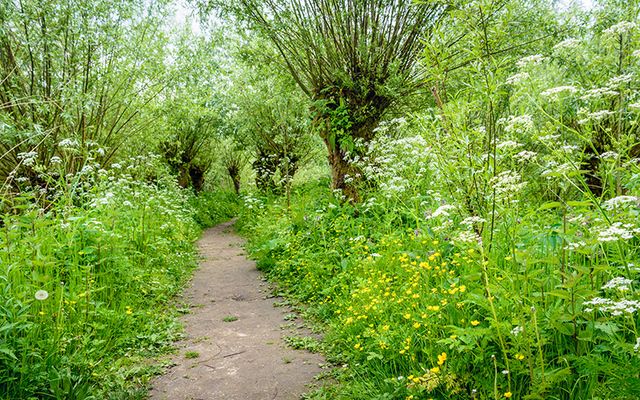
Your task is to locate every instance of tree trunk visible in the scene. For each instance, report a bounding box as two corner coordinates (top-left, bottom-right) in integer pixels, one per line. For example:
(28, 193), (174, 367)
(227, 165), (241, 195)
(322, 137), (361, 202)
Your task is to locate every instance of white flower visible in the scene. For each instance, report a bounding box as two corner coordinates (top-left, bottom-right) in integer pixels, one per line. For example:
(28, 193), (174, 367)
(460, 216), (486, 226)
(35, 290), (49, 301)
(607, 74), (634, 88)
(502, 115), (534, 134)
(517, 54), (546, 68)
(579, 110), (615, 124)
(50, 156), (62, 165)
(506, 72), (530, 85)
(489, 171), (526, 199)
(514, 150), (537, 162)
(599, 151), (619, 160)
(598, 222), (635, 242)
(426, 204), (456, 219)
(553, 38), (580, 51)
(541, 85), (578, 99)
(58, 138), (79, 148)
(511, 326), (523, 336)
(635, 337), (640, 353)
(583, 297), (640, 315)
(17, 151), (38, 167)
(603, 195), (639, 210)
(604, 21), (636, 36)
(561, 145), (579, 153)
(456, 230), (481, 244)
(602, 277), (634, 291)
(581, 87), (619, 100)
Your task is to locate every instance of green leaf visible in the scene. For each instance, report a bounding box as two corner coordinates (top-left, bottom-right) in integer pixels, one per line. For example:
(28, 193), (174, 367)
(566, 201), (593, 208)
(538, 201), (563, 211)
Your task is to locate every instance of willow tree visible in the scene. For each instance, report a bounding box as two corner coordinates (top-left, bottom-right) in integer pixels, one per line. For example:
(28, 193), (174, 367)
(235, 0), (447, 200)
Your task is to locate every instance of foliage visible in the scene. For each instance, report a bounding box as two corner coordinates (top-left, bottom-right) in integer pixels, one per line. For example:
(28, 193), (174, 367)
(220, 0), (448, 200)
(238, 4), (640, 399)
(0, 153), (237, 399)
(214, 33), (319, 195)
(0, 0), (169, 190)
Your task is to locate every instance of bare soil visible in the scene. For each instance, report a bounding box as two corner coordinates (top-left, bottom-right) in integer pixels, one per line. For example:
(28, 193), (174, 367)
(149, 220), (325, 400)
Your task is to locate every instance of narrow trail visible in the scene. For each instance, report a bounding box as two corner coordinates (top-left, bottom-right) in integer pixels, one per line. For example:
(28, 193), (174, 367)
(150, 220), (325, 400)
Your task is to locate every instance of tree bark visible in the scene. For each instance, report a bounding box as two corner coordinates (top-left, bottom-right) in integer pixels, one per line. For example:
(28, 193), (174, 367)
(322, 137), (361, 203)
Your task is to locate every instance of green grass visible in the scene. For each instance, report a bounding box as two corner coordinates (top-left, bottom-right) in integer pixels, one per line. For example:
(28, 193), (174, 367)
(239, 179), (640, 400)
(184, 351), (200, 359)
(223, 315), (239, 322)
(0, 157), (238, 399)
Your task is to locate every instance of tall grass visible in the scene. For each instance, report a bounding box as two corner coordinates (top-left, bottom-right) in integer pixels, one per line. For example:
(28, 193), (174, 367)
(0, 154), (238, 399)
(238, 18), (640, 398)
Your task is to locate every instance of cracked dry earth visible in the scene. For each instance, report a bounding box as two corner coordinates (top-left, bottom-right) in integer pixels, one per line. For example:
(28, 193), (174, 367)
(149, 220), (325, 400)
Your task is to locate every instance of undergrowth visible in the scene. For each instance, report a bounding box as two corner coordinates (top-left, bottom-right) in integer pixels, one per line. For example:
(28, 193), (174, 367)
(0, 154), (238, 399)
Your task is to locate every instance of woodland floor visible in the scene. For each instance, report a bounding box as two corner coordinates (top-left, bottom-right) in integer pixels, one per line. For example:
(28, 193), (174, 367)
(149, 220), (325, 400)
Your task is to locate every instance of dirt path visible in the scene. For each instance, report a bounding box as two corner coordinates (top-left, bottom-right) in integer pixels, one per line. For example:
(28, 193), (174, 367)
(149, 221), (325, 400)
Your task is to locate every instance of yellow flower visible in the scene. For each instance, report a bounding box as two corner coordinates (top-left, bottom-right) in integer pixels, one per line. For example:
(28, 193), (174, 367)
(413, 322), (421, 329)
(515, 353), (525, 360)
(471, 320), (480, 326)
(430, 366), (440, 373)
(437, 352), (447, 365)
(403, 313), (412, 319)
(504, 392), (512, 398)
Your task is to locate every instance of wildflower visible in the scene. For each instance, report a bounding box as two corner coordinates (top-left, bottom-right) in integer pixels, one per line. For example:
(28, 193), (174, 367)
(541, 85), (578, 99)
(597, 222), (635, 242)
(504, 392), (513, 398)
(580, 87), (618, 100)
(496, 140), (522, 150)
(489, 171), (526, 199)
(511, 326), (523, 336)
(502, 370), (509, 375)
(471, 320), (480, 326)
(35, 290), (49, 301)
(606, 74), (634, 88)
(602, 277), (633, 291)
(603, 195), (638, 209)
(516, 54), (546, 68)
(413, 322), (422, 329)
(634, 338), (640, 353)
(50, 156), (62, 165)
(599, 151), (619, 160)
(506, 72), (530, 85)
(501, 115), (534, 134)
(553, 38), (580, 51)
(437, 352), (447, 365)
(514, 150), (537, 162)
(515, 353), (525, 360)
(603, 21), (636, 36)
(17, 151), (38, 167)
(430, 366), (440, 373)
(58, 138), (79, 148)
(426, 204), (455, 219)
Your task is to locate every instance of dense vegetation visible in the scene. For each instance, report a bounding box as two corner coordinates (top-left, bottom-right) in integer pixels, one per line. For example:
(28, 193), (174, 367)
(2, 0), (640, 399)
